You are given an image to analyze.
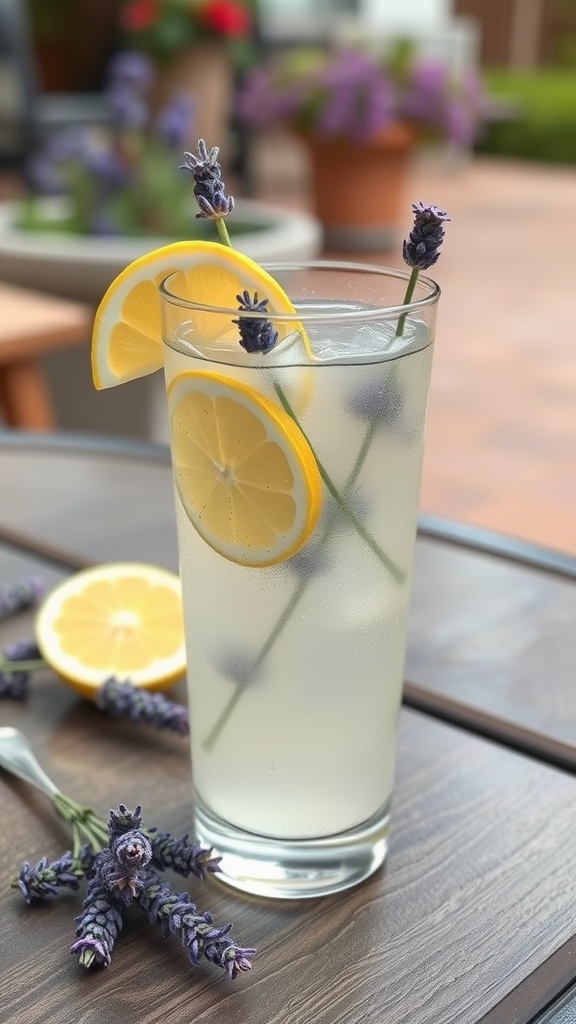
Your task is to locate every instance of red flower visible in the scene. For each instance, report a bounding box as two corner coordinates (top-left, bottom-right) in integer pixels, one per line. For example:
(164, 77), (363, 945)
(196, 0), (251, 38)
(121, 0), (158, 32)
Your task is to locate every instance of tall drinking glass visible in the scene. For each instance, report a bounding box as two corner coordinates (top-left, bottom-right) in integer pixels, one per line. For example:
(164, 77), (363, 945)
(160, 262), (439, 899)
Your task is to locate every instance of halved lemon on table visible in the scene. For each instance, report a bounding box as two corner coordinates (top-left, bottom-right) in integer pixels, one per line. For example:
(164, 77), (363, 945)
(35, 563), (186, 699)
(168, 371), (322, 567)
(91, 240), (312, 390)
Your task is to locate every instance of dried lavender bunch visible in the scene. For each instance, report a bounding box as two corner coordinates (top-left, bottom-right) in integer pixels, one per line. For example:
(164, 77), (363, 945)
(96, 677), (189, 735)
(15, 801), (255, 978)
(233, 291), (279, 354)
(0, 576), (45, 621)
(0, 638), (43, 700)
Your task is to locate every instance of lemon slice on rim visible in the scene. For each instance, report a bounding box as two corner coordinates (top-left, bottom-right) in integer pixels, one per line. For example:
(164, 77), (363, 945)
(91, 240), (312, 390)
(35, 563), (186, 699)
(168, 371), (322, 567)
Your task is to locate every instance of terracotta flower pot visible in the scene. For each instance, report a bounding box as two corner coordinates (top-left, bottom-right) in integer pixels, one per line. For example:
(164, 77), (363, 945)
(302, 122), (417, 252)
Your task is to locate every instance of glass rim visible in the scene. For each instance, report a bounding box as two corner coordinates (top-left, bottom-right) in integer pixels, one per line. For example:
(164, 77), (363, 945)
(158, 260), (441, 323)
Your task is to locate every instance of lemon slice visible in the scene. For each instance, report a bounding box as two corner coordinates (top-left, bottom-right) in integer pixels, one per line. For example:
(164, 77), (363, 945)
(168, 371), (322, 567)
(35, 563), (186, 699)
(91, 240), (311, 390)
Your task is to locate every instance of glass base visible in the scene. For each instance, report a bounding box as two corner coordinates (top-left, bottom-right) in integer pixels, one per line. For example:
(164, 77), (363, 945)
(193, 795), (390, 899)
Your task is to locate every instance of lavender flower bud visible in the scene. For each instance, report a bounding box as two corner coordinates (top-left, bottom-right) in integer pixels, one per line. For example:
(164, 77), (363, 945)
(0, 670), (28, 699)
(108, 803), (144, 838)
(150, 831), (221, 880)
(0, 636), (42, 700)
(106, 51), (154, 93)
(0, 577), (45, 620)
(180, 140), (234, 221)
(96, 677), (189, 735)
(233, 291), (278, 354)
(402, 202), (450, 270)
(139, 873), (255, 976)
(96, 828), (153, 904)
(16, 851), (80, 903)
(106, 81), (148, 130)
(71, 877), (123, 968)
(347, 375), (404, 423)
(156, 94), (194, 148)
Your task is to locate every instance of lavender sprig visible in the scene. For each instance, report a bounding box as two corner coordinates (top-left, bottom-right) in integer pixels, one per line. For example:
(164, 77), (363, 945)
(233, 291), (278, 354)
(16, 851), (82, 904)
(139, 875), (255, 978)
(71, 877), (124, 968)
(150, 830), (222, 880)
(0, 576), (45, 621)
(396, 202), (450, 336)
(180, 140), (234, 245)
(96, 677), (189, 735)
(0, 638), (43, 699)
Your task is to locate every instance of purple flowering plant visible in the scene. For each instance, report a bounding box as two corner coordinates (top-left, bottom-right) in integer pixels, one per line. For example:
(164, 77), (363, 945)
(236, 39), (489, 147)
(19, 52), (196, 238)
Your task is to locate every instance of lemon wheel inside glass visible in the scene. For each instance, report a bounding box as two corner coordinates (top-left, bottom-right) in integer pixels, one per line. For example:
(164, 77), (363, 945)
(168, 371), (322, 567)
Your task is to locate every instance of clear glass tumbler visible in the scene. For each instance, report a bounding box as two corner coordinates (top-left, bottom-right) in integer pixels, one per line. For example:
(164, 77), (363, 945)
(160, 262), (440, 898)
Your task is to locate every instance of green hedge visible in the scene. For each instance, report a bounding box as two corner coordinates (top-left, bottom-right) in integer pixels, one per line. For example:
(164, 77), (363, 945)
(476, 70), (576, 165)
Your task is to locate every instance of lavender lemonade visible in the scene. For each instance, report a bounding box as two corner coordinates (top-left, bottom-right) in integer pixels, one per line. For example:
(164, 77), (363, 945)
(161, 257), (441, 897)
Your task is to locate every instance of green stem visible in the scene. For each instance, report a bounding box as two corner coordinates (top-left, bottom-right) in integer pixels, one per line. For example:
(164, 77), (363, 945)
(52, 791), (109, 853)
(395, 266), (420, 337)
(274, 382), (403, 582)
(0, 658), (46, 672)
(215, 216), (232, 247)
(202, 576), (309, 753)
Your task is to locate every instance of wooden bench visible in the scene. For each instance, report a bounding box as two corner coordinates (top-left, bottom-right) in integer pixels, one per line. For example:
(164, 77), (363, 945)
(0, 282), (91, 430)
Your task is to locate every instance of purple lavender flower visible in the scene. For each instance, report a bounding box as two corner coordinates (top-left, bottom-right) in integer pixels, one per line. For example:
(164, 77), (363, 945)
(16, 852), (80, 903)
(98, 829), (153, 904)
(348, 375), (405, 422)
(233, 291), (278, 354)
(106, 51), (154, 93)
(71, 877), (124, 968)
(314, 50), (394, 141)
(106, 81), (148, 130)
(150, 831), (221, 880)
(180, 140), (235, 220)
(108, 803), (144, 838)
(156, 94), (194, 149)
(0, 636), (42, 699)
(402, 202), (450, 270)
(84, 148), (131, 188)
(139, 875), (255, 977)
(0, 576), (45, 621)
(96, 678), (189, 735)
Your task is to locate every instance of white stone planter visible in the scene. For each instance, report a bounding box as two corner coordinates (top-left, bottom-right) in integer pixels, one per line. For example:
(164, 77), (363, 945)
(0, 197), (321, 442)
(0, 197), (322, 305)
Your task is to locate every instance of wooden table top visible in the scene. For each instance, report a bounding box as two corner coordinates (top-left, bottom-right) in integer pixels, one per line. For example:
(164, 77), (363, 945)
(1, 430), (576, 1024)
